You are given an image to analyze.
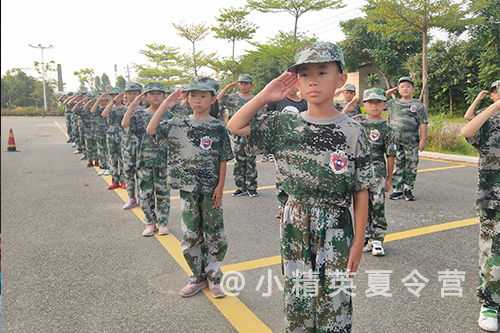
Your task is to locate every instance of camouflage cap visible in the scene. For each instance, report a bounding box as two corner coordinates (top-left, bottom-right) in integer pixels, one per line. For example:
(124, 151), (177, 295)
(165, 90), (173, 94)
(287, 42), (345, 73)
(343, 84), (356, 92)
(144, 82), (165, 93)
(125, 82), (142, 92)
(363, 88), (387, 102)
(109, 87), (123, 95)
(489, 80), (500, 93)
(184, 76), (219, 94)
(85, 93), (96, 99)
(398, 76), (414, 86)
(238, 74), (253, 83)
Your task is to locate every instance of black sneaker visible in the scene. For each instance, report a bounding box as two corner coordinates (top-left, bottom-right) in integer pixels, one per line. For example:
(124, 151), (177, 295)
(232, 189), (247, 197)
(248, 189), (259, 197)
(404, 190), (415, 201)
(389, 192), (404, 200)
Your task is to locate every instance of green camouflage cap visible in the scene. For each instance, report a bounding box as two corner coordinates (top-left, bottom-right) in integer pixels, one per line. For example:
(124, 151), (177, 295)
(363, 88), (387, 102)
(238, 74), (253, 83)
(125, 82), (142, 92)
(398, 76), (414, 86)
(109, 87), (123, 95)
(343, 84), (356, 92)
(489, 80), (500, 93)
(287, 42), (345, 73)
(184, 76), (219, 94)
(165, 90), (173, 94)
(85, 93), (96, 99)
(78, 91), (88, 95)
(144, 82), (165, 93)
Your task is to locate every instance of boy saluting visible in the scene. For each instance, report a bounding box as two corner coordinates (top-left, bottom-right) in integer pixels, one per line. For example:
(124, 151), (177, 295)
(228, 42), (373, 333)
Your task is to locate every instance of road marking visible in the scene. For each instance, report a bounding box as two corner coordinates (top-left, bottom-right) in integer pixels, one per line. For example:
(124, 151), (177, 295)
(54, 120), (69, 139)
(417, 165), (468, 173)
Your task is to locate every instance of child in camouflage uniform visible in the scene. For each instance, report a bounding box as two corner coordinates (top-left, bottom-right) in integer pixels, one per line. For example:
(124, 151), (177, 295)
(103, 83), (142, 209)
(90, 94), (111, 175)
(353, 88), (396, 256)
(385, 77), (428, 201)
(122, 82), (173, 237)
(228, 42), (373, 333)
(461, 80), (500, 332)
(64, 93), (84, 153)
(147, 76), (233, 299)
(101, 88), (125, 188)
(334, 84), (362, 117)
(464, 80), (500, 121)
(218, 74), (262, 197)
(72, 93), (96, 165)
(58, 92), (75, 143)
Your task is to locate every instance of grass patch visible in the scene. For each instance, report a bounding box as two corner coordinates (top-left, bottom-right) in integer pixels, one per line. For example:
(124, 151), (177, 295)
(426, 115), (478, 157)
(1, 107), (65, 117)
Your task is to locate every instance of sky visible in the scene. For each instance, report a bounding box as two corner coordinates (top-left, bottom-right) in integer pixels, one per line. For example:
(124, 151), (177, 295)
(1, 0), (448, 93)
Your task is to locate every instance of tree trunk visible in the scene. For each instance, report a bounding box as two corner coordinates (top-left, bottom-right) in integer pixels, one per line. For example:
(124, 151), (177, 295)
(422, 29), (429, 112)
(192, 42), (197, 76)
(449, 87), (453, 116)
(378, 68), (392, 89)
(232, 39), (236, 82)
(293, 15), (299, 51)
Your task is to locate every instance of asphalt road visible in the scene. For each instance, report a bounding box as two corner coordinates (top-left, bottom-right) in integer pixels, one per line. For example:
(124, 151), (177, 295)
(1, 117), (488, 333)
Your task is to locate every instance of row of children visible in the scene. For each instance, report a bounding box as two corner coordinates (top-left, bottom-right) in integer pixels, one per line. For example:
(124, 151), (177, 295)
(58, 40), (499, 332)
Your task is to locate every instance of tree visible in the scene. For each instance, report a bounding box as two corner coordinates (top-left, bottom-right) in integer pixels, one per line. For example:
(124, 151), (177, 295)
(33, 60), (57, 90)
(172, 20), (215, 76)
(365, 74), (380, 88)
(101, 73), (111, 92)
(339, 17), (422, 88)
(247, 0), (343, 48)
(116, 75), (126, 89)
(134, 43), (184, 89)
(94, 76), (103, 94)
(364, 0), (483, 112)
(73, 68), (96, 93)
(1, 68), (45, 108)
(212, 6), (258, 81)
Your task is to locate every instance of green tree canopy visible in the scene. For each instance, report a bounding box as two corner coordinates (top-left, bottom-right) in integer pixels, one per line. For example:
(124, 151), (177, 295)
(116, 75), (126, 89)
(73, 68), (96, 93)
(134, 43), (184, 89)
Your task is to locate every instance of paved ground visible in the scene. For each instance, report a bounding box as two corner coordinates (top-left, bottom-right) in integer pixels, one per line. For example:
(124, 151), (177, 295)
(1, 117), (490, 333)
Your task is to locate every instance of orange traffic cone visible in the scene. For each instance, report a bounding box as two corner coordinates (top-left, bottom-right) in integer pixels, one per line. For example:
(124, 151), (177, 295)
(7, 128), (17, 151)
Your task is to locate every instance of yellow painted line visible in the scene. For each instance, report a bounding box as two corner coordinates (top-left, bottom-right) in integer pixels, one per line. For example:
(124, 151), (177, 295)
(221, 217), (479, 273)
(54, 120), (69, 139)
(417, 165), (468, 173)
(384, 217), (478, 242)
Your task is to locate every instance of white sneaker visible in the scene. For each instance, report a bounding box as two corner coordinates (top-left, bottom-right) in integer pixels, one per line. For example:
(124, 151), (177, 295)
(479, 305), (498, 331)
(98, 169), (106, 175)
(260, 155), (268, 162)
(103, 169), (111, 175)
(370, 240), (385, 256)
(268, 154), (275, 162)
(363, 240), (372, 252)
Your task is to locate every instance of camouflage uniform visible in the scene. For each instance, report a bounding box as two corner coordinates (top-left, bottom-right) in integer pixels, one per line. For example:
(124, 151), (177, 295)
(93, 105), (109, 169)
(121, 125), (138, 198)
(249, 111), (374, 333)
(220, 93), (262, 192)
(156, 90), (234, 284)
(170, 100), (192, 117)
(130, 106), (173, 227)
(65, 101), (76, 142)
(107, 106), (125, 184)
(352, 113), (396, 242)
(74, 104), (95, 159)
(387, 98), (428, 192)
(334, 101), (362, 117)
(69, 102), (82, 150)
(465, 108), (500, 309)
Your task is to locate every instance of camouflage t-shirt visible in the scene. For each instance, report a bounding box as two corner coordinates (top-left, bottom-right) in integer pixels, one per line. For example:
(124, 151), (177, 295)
(387, 98), (428, 147)
(129, 108), (174, 167)
(334, 101), (362, 117)
(109, 106), (127, 132)
(74, 105), (92, 132)
(249, 112), (374, 207)
(156, 115), (234, 195)
(352, 114), (397, 178)
(220, 93), (264, 120)
(170, 100), (192, 117)
(466, 109), (500, 210)
(66, 102), (76, 114)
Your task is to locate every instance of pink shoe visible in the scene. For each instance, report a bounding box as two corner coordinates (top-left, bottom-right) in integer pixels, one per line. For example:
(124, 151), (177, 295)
(123, 198), (137, 210)
(180, 281), (208, 298)
(142, 224), (157, 237)
(158, 225), (169, 235)
(209, 283), (226, 298)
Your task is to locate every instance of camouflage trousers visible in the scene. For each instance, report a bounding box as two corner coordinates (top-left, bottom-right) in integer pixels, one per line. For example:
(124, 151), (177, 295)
(281, 196), (354, 333)
(75, 118), (85, 152)
(84, 132), (97, 162)
(365, 177), (387, 242)
(392, 143), (419, 192)
(106, 129), (123, 184)
(65, 112), (75, 141)
(121, 134), (137, 199)
(477, 209), (500, 308)
(275, 161), (289, 206)
(137, 167), (170, 226)
(180, 191), (227, 285)
(231, 133), (258, 191)
(95, 137), (108, 169)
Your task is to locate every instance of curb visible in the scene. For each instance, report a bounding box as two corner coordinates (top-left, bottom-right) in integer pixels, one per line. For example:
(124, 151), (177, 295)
(419, 151), (478, 165)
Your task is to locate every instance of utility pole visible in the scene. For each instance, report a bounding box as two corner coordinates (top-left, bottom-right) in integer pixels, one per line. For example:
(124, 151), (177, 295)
(29, 44), (54, 112)
(114, 64), (117, 83)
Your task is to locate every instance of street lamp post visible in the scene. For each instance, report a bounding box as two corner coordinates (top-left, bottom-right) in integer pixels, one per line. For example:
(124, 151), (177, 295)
(29, 44), (53, 112)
